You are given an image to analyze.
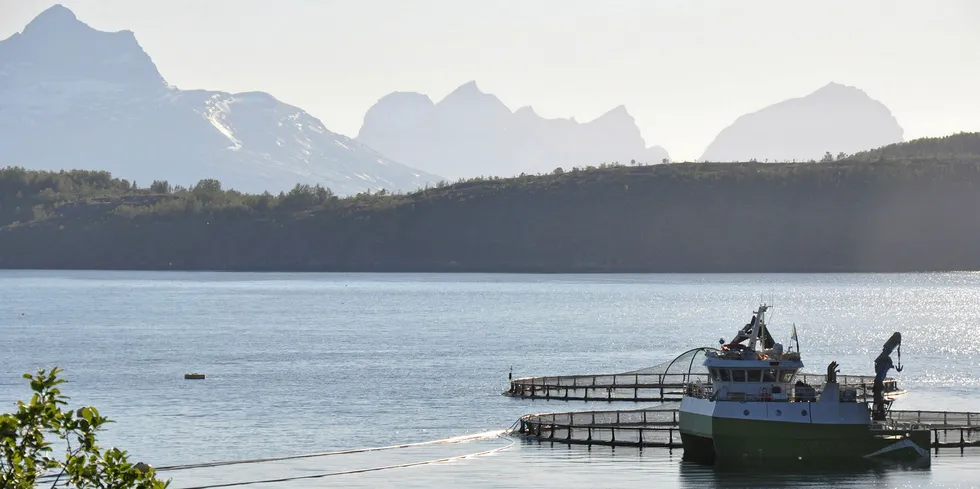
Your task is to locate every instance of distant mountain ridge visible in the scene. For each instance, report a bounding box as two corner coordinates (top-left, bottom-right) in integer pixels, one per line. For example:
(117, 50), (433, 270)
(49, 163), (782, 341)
(0, 4), (440, 195)
(700, 82), (904, 162)
(357, 81), (670, 179)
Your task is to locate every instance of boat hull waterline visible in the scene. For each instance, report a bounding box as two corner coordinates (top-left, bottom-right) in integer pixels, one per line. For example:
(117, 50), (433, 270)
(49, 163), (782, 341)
(679, 397), (931, 465)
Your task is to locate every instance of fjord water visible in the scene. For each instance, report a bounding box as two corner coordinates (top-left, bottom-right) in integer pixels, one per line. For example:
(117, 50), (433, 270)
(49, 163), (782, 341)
(2, 271), (979, 488)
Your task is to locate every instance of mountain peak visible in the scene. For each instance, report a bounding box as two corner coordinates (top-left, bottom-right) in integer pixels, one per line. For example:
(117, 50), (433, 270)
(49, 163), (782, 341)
(357, 84), (670, 179)
(439, 80), (491, 105)
(356, 90), (434, 139)
(1, 4), (167, 91)
(700, 83), (903, 162)
(452, 80), (482, 94)
(23, 4), (81, 33)
(592, 104), (632, 123)
(436, 80), (510, 120)
(810, 81), (867, 99)
(515, 105), (537, 116)
(0, 5), (440, 197)
(817, 81), (852, 91)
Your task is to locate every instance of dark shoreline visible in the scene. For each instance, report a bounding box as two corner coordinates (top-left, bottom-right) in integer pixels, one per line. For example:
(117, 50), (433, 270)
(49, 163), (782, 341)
(4, 135), (980, 273)
(0, 265), (977, 274)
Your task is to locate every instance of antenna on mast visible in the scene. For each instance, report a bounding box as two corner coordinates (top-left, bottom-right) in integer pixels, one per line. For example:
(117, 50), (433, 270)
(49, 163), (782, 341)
(791, 322), (800, 353)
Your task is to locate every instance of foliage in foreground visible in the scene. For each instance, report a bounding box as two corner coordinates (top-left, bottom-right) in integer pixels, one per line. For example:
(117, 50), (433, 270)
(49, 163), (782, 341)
(0, 368), (169, 489)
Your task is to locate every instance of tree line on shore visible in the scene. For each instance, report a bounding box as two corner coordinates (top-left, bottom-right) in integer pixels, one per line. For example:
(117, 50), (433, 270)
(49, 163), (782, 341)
(1, 132), (979, 272)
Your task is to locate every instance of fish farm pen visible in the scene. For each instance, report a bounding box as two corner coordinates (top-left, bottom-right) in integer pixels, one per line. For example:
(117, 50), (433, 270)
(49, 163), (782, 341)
(514, 407), (980, 452)
(504, 347), (900, 404)
(505, 343), (980, 457)
(504, 372), (892, 403)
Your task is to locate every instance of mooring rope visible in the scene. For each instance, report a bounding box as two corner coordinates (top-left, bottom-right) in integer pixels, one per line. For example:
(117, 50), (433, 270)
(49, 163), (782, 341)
(36, 429), (509, 483)
(153, 429), (507, 472)
(173, 435), (515, 489)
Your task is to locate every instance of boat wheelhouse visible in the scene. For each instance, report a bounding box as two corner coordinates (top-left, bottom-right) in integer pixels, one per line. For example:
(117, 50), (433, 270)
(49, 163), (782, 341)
(678, 304), (930, 465)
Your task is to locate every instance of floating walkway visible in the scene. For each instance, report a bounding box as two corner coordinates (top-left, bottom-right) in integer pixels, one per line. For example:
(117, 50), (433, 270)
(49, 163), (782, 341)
(515, 408), (980, 452)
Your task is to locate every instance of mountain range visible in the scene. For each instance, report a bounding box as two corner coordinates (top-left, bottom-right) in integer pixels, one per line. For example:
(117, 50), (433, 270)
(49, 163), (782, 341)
(0, 4), (439, 195)
(357, 81), (670, 180)
(2, 4), (912, 193)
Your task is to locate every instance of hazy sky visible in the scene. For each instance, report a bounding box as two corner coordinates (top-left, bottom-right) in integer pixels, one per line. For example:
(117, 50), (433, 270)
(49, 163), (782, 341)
(2, 0), (978, 161)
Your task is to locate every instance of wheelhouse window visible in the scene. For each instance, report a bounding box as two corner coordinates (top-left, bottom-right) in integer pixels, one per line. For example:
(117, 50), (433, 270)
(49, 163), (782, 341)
(732, 369), (746, 382)
(747, 369), (762, 382)
(719, 369), (731, 381)
(779, 369), (796, 382)
(763, 369), (777, 382)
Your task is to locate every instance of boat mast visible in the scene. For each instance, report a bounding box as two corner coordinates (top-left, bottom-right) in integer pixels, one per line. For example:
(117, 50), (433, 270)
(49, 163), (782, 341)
(747, 304), (768, 351)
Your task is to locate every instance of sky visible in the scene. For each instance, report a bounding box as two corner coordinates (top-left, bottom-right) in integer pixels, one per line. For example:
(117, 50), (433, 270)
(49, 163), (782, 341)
(1, 0), (978, 161)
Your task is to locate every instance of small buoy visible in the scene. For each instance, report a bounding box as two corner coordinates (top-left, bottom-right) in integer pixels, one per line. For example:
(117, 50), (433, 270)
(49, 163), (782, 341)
(184, 373), (206, 380)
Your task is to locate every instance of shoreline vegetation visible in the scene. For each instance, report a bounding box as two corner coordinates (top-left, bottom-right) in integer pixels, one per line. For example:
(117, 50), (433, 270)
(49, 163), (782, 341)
(1, 133), (979, 273)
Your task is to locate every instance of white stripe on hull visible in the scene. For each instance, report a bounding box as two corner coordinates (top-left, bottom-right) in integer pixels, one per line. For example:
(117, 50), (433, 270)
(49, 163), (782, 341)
(680, 396), (871, 427)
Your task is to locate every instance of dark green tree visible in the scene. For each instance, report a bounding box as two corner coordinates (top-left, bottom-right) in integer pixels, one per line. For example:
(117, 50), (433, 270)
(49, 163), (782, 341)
(150, 180), (172, 194)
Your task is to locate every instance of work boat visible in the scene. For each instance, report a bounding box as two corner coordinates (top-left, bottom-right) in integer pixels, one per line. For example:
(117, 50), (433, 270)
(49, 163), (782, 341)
(678, 304), (931, 466)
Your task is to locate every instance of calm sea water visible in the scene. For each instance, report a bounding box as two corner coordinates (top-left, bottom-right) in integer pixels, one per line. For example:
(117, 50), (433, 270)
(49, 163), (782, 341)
(2, 271), (979, 488)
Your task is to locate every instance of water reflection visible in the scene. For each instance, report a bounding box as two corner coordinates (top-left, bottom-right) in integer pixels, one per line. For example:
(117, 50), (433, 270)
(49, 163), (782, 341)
(486, 440), (975, 489)
(677, 458), (931, 488)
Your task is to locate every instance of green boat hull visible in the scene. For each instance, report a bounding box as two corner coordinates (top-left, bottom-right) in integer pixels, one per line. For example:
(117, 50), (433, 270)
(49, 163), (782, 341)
(680, 411), (931, 466)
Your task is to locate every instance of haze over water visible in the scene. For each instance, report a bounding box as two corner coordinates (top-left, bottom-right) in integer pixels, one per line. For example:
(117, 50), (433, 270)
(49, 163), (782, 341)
(2, 271), (979, 487)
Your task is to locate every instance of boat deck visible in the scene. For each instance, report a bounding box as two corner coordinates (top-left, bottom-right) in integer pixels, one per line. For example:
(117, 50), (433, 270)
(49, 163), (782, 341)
(514, 408), (980, 451)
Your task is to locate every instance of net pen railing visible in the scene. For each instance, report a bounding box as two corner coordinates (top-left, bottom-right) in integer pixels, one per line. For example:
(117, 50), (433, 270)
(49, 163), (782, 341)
(516, 408), (682, 448)
(505, 347), (895, 403)
(515, 408), (980, 450)
(506, 371), (889, 402)
(883, 411), (980, 449)
(888, 410), (980, 428)
(512, 372), (708, 387)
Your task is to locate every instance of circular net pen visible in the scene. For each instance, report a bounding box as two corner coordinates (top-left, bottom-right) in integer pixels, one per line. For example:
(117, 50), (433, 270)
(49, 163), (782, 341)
(504, 348), (715, 403)
(504, 348), (895, 403)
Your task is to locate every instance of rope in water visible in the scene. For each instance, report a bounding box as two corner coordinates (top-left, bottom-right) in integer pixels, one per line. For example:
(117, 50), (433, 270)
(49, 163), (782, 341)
(155, 429), (508, 472)
(37, 429), (513, 484)
(173, 435), (515, 489)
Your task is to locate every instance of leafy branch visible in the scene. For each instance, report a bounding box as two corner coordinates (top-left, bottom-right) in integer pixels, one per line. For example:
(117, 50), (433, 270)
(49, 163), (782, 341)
(0, 367), (169, 489)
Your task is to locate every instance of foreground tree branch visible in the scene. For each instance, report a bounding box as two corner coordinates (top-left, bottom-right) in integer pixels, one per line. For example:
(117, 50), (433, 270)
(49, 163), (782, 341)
(0, 367), (169, 489)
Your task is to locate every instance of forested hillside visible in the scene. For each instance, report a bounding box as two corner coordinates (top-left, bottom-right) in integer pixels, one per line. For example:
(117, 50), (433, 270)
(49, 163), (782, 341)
(2, 133), (979, 272)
